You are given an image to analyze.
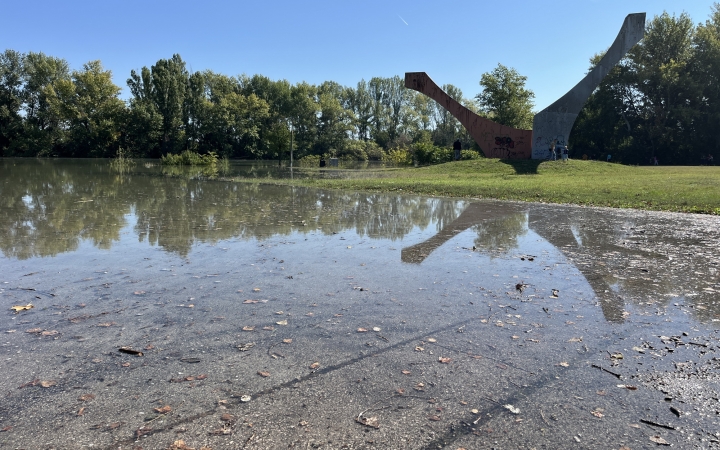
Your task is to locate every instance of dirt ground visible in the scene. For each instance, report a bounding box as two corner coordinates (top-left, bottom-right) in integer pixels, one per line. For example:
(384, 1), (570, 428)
(1, 200), (719, 449)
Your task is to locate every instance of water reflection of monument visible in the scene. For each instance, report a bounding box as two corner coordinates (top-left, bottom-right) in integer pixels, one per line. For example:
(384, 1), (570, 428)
(400, 202), (626, 323)
(526, 210), (626, 323)
(401, 203), (525, 263)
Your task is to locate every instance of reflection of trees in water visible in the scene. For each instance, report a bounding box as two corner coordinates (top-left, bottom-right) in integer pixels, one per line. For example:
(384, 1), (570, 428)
(0, 159), (128, 259)
(471, 213), (527, 253)
(0, 159), (464, 259)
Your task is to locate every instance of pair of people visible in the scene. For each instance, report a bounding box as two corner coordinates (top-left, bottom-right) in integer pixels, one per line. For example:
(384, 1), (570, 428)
(548, 141), (568, 161)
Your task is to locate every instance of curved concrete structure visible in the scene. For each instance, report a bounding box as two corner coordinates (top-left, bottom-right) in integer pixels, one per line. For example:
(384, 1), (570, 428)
(531, 13), (646, 158)
(406, 13), (645, 160)
(405, 72), (533, 159)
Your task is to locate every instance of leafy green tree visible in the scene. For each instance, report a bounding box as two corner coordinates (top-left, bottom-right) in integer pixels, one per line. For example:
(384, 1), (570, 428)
(48, 61), (125, 157)
(314, 81), (354, 155)
(0, 50), (24, 156)
(475, 64), (535, 129)
(126, 66), (162, 156)
(571, 53), (636, 160)
(350, 79), (373, 140)
(366, 76), (409, 147)
(288, 81), (318, 157)
(690, 3), (720, 158)
(151, 54), (188, 155)
(13, 52), (71, 156)
(368, 77), (392, 147)
(626, 12), (696, 164)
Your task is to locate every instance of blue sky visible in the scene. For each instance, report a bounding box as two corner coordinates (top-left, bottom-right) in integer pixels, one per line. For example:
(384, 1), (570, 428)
(2, 0), (715, 111)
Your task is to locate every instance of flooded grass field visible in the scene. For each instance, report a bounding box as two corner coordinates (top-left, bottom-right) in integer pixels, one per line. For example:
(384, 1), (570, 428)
(1, 158), (719, 449)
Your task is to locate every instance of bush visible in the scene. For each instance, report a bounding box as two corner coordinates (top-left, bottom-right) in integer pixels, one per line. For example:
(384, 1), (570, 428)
(385, 148), (413, 165)
(299, 155), (321, 167)
(413, 142), (452, 165)
(460, 149), (482, 160)
(109, 147), (136, 173)
(364, 141), (385, 161)
(161, 150), (218, 166)
(336, 140), (368, 161)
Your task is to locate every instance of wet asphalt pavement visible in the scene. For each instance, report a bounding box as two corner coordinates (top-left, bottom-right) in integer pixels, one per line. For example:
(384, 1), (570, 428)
(1, 163), (720, 449)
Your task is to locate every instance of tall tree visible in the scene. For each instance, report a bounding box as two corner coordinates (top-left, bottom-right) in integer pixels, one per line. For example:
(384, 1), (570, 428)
(151, 54), (188, 155)
(314, 81), (353, 155)
(54, 61), (124, 157)
(0, 50), (24, 155)
(126, 66), (162, 156)
(288, 81), (318, 157)
(690, 3), (720, 158)
(475, 64), (535, 129)
(350, 79), (373, 141)
(627, 12), (696, 164)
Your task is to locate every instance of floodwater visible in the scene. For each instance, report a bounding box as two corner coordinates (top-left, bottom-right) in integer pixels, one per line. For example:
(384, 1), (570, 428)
(1, 158), (719, 449)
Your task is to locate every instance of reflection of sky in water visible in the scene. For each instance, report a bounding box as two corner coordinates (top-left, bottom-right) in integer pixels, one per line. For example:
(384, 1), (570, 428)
(22, 194), (34, 210)
(570, 225), (583, 247)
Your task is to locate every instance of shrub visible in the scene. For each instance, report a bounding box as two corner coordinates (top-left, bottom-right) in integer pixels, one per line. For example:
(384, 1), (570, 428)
(385, 148), (413, 165)
(299, 155), (321, 167)
(161, 150), (218, 166)
(109, 147), (136, 173)
(337, 140), (368, 161)
(364, 141), (386, 161)
(460, 149), (482, 160)
(413, 142), (452, 165)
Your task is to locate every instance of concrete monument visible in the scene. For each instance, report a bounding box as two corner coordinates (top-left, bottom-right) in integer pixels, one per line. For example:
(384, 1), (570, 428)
(405, 13), (646, 160)
(531, 13), (646, 159)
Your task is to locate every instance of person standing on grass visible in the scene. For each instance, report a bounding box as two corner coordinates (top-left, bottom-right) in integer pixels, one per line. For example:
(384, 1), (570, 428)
(549, 140), (557, 161)
(453, 139), (462, 161)
(561, 146), (568, 162)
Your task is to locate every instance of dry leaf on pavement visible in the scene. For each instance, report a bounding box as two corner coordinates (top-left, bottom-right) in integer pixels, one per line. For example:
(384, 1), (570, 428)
(649, 436), (670, 446)
(355, 415), (380, 429)
(11, 304), (34, 313)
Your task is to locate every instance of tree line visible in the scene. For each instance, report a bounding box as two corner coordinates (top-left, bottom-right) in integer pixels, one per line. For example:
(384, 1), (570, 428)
(1, 7), (719, 164)
(0, 50), (490, 162)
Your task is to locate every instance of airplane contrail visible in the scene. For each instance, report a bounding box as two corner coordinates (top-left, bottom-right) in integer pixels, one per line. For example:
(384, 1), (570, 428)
(398, 15), (409, 26)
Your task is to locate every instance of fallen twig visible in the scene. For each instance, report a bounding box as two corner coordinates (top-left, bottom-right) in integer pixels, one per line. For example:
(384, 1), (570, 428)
(540, 409), (550, 426)
(591, 364), (622, 379)
(640, 419), (675, 430)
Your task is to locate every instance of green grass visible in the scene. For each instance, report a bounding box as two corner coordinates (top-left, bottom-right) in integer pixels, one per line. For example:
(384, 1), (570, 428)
(253, 159), (720, 215)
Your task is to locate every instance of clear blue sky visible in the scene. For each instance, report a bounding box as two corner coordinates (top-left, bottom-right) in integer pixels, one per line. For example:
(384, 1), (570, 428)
(2, 0), (715, 111)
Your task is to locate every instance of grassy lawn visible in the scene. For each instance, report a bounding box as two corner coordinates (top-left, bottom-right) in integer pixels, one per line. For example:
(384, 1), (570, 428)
(253, 159), (720, 215)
